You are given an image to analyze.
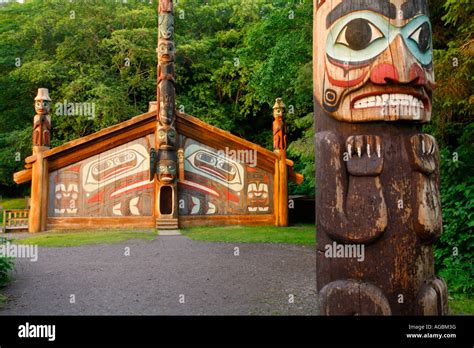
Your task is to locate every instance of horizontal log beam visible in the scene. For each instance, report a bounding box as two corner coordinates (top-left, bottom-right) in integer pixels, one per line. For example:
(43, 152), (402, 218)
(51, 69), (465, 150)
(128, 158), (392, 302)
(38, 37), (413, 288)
(47, 217), (155, 230)
(179, 214), (274, 228)
(14, 169), (32, 184)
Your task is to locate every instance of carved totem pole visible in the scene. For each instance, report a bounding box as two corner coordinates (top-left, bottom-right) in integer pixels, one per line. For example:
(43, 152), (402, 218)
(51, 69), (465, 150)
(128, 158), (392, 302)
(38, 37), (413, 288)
(152, 0), (179, 229)
(273, 98), (287, 152)
(32, 88), (52, 148)
(30, 88), (52, 232)
(273, 98), (288, 227)
(314, 0), (448, 315)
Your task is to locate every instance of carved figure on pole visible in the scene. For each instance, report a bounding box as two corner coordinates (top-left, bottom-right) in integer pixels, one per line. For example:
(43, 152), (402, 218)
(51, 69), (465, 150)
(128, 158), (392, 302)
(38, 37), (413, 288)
(157, 124), (177, 149)
(314, 0), (447, 315)
(154, 0), (179, 228)
(32, 88), (52, 148)
(157, 149), (177, 184)
(273, 98), (287, 152)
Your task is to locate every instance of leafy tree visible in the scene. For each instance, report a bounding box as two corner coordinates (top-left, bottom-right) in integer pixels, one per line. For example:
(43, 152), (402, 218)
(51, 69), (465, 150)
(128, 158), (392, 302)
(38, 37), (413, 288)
(427, 0), (474, 297)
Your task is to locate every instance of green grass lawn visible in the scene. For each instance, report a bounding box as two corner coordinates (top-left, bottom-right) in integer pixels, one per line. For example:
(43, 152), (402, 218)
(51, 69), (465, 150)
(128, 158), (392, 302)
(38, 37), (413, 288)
(181, 224), (316, 246)
(15, 230), (157, 247)
(449, 295), (474, 315)
(0, 197), (27, 224)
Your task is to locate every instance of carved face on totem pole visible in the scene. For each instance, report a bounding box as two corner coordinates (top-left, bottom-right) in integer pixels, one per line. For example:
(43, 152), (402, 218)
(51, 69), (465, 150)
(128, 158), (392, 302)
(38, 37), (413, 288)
(314, 0), (434, 122)
(34, 88), (51, 115)
(273, 97), (285, 120)
(158, 149), (177, 183)
(272, 97), (286, 151)
(159, 13), (174, 40)
(159, 83), (175, 125)
(157, 125), (177, 149)
(158, 40), (175, 62)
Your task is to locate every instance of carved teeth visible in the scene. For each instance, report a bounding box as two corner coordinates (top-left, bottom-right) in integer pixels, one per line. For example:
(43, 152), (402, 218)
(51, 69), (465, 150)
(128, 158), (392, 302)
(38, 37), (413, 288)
(357, 147), (362, 158)
(376, 144), (381, 158)
(353, 94), (424, 109)
(367, 144), (371, 158)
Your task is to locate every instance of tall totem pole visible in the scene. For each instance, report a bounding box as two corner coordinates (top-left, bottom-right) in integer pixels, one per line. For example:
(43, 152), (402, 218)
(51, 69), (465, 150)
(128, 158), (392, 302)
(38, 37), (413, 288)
(29, 88), (52, 233)
(152, 0), (179, 230)
(273, 98), (289, 227)
(314, 0), (448, 315)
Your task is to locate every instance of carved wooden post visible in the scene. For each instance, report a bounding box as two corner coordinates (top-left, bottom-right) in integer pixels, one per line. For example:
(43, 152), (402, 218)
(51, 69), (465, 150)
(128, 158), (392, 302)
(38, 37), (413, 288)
(177, 148), (185, 181)
(314, 0), (448, 315)
(153, 0), (179, 230)
(273, 98), (288, 227)
(29, 88), (51, 233)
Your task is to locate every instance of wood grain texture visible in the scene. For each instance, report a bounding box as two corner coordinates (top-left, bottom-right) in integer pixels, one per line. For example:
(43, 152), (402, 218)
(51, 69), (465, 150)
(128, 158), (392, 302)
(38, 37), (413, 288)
(278, 153), (288, 227)
(47, 217), (155, 229)
(28, 149), (47, 233)
(13, 169), (32, 184)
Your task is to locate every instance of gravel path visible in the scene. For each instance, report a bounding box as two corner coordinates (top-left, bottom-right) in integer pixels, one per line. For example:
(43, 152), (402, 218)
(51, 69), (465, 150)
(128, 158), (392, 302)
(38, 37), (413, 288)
(0, 235), (318, 315)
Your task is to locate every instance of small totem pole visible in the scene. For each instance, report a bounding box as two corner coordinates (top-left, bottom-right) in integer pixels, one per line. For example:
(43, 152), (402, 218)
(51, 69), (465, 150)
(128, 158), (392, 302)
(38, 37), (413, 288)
(32, 88), (52, 148)
(314, 0), (447, 315)
(273, 98), (288, 227)
(29, 88), (52, 233)
(152, 0), (179, 229)
(273, 98), (287, 152)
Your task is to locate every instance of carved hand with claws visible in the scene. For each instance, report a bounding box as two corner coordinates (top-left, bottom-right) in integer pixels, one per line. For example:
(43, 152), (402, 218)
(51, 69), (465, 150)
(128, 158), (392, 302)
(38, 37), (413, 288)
(407, 134), (442, 241)
(315, 132), (387, 244)
(409, 134), (437, 175)
(345, 135), (383, 176)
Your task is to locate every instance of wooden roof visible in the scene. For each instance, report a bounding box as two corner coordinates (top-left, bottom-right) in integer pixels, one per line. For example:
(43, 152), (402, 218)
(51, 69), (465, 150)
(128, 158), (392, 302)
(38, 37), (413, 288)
(14, 110), (303, 184)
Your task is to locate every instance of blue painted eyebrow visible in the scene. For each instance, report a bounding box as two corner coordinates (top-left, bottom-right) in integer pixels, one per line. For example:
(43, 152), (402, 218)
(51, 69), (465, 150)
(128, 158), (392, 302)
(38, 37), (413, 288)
(326, 0), (396, 28)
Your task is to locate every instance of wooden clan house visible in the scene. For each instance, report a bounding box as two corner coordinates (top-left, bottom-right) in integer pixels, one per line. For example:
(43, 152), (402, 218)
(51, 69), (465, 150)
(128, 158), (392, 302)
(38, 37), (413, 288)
(13, 1), (303, 233)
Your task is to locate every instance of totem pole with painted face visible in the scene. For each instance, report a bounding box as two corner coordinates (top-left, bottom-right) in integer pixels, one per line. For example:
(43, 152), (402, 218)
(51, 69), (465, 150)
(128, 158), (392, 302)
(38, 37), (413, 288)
(33, 88), (52, 148)
(273, 98), (287, 152)
(314, 0), (447, 315)
(153, 0), (179, 229)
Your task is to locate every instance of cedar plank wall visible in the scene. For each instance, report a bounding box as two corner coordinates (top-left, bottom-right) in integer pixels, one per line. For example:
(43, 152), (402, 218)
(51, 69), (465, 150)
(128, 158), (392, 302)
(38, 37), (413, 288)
(17, 111), (287, 230)
(176, 113), (278, 227)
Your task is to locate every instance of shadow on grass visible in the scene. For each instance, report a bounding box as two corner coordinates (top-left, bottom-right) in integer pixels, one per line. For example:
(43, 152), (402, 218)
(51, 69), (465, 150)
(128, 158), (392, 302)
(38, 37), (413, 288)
(181, 224), (316, 246)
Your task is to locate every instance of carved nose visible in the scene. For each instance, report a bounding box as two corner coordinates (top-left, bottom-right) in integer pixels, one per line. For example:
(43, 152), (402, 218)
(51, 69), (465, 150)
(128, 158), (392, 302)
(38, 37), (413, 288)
(370, 63), (425, 86)
(369, 63), (398, 85)
(370, 35), (427, 86)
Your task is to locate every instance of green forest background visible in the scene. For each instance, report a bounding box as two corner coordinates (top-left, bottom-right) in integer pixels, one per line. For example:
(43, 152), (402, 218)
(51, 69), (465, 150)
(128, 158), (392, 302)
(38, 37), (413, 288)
(0, 0), (472, 306)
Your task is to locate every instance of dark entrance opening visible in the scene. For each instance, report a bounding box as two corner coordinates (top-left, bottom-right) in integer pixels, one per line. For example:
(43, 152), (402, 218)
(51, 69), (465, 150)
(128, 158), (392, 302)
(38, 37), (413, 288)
(160, 186), (173, 215)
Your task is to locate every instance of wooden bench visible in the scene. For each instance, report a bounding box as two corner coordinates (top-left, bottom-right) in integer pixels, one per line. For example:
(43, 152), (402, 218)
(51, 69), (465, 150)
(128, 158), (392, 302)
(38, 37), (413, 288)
(2, 209), (29, 232)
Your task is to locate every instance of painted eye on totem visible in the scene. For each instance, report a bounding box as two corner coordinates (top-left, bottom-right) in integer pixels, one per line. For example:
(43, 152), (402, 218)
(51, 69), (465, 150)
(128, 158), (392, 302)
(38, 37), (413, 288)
(409, 22), (431, 53)
(335, 18), (384, 51)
